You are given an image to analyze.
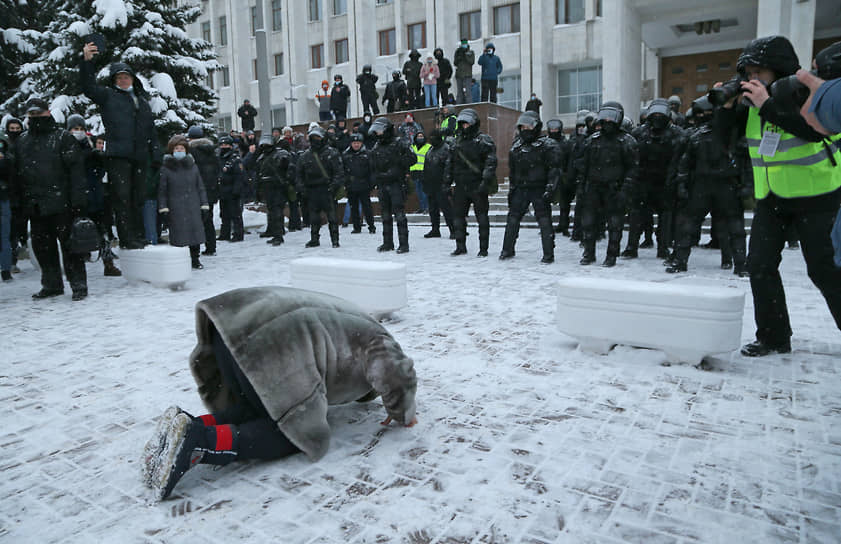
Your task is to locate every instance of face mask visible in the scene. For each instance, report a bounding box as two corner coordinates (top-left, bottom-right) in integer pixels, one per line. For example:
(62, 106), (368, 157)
(601, 123), (617, 135)
(173, 151), (187, 159)
(72, 130), (87, 141)
(220, 146), (232, 154)
(28, 116), (53, 133)
(7, 130), (21, 142)
(118, 85), (133, 93)
(416, 138), (425, 145)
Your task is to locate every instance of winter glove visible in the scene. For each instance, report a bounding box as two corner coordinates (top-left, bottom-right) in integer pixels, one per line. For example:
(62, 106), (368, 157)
(542, 184), (555, 201)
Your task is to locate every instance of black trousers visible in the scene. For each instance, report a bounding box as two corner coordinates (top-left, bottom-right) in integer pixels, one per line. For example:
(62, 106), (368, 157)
(557, 179), (577, 232)
(426, 184), (454, 234)
(30, 212), (87, 294)
(503, 186), (554, 258)
(407, 87), (422, 109)
(581, 184), (625, 257)
(306, 187), (339, 243)
(437, 83), (450, 107)
(202, 202), (216, 252)
(361, 93), (379, 115)
(673, 178), (745, 267)
(452, 185), (490, 250)
(106, 157), (146, 247)
(379, 183), (408, 247)
(210, 328), (300, 460)
(218, 197), (243, 240)
(480, 80), (497, 103)
(347, 189), (375, 230)
(627, 182), (669, 251)
(266, 191), (287, 238)
(748, 190), (841, 344)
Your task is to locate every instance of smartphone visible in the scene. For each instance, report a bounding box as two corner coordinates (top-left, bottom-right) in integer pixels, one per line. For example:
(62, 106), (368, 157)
(83, 33), (106, 54)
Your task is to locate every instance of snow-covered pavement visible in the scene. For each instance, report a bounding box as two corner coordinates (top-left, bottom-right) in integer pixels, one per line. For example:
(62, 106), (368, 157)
(2, 222), (840, 543)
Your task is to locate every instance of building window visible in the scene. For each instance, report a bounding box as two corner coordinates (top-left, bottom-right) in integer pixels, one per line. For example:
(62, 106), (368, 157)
(378, 28), (396, 56)
(556, 0), (585, 25)
(206, 69), (214, 89)
(272, 107), (286, 128)
(252, 58), (258, 80)
(272, 0), (282, 31)
(221, 66), (230, 87)
(696, 83), (709, 92)
(251, 6), (258, 35)
(493, 4), (520, 35)
(696, 64), (708, 73)
(309, 0), (321, 21)
(498, 73), (521, 110)
(335, 38), (349, 64)
(311, 44), (324, 68)
(407, 22), (426, 49)
(376, 0), (392, 4)
(218, 16), (227, 46)
(333, 0), (347, 15)
(459, 11), (481, 41)
(274, 53), (284, 76)
(201, 21), (211, 42)
(557, 64), (602, 114)
(216, 115), (232, 133)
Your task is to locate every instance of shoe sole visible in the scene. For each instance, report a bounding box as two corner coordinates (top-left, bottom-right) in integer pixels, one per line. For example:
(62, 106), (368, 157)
(141, 406), (182, 488)
(150, 413), (193, 500)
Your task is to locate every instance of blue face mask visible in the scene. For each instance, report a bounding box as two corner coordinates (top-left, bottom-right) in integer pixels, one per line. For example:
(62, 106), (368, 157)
(173, 151), (187, 160)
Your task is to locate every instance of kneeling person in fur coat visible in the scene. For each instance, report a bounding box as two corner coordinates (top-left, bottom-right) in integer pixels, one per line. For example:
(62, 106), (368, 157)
(142, 287), (418, 500)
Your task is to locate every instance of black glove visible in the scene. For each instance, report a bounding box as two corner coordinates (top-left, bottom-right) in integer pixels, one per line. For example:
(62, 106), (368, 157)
(542, 184), (555, 201)
(676, 183), (690, 203)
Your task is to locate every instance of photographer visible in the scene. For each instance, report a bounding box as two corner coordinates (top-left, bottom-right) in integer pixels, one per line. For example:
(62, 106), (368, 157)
(713, 36), (841, 357)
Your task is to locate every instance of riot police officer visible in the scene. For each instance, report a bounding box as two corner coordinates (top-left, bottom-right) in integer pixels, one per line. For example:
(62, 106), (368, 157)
(545, 118), (572, 235)
(666, 96), (748, 275)
(217, 136), (245, 242)
(342, 133), (376, 234)
(447, 108), (497, 256)
(566, 110), (594, 241)
(500, 112), (562, 263)
(668, 95), (687, 127)
(579, 102), (639, 267)
(422, 129), (455, 238)
(368, 117), (416, 253)
(295, 126), (344, 248)
(624, 98), (684, 259)
(256, 135), (292, 246)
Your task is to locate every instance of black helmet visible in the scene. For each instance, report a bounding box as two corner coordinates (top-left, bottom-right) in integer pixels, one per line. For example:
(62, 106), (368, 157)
(516, 111), (542, 143)
(546, 119), (563, 133)
(187, 125), (203, 139)
(596, 103), (623, 126)
(691, 95), (714, 114)
(621, 117), (634, 132)
(737, 35), (800, 78)
(815, 41), (841, 80)
(308, 125), (327, 148)
(457, 108), (480, 138)
(218, 135), (233, 146)
(647, 98), (670, 118)
(258, 134), (274, 148)
(350, 132), (364, 143)
(369, 117), (394, 142)
(575, 110), (591, 126)
(392, 70), (401, 80)
(363, 64), (372, 73)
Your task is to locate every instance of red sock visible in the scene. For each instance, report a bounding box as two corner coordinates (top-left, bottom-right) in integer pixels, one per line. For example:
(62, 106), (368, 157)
(198, 414), (217, 426)
(213, 424), (234, 451)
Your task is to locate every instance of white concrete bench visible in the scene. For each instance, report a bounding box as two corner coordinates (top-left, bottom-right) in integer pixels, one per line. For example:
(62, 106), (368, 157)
(290, 257), (406, 317)
(556, 276), (744, 364)
(120, 245), (191, 290)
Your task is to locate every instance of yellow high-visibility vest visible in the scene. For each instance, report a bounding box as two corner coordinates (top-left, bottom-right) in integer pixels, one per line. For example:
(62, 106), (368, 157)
(410, 143), (431, 171)
(746, 107), (841, 199)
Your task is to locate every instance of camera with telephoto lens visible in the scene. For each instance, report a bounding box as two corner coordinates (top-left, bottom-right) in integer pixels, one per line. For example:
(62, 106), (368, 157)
(707, 75), (757, 107)
(769, 42), (841, 111)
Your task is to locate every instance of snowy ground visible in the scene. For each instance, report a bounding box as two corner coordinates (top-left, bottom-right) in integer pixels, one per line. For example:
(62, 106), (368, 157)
(2, 218), (841, 543)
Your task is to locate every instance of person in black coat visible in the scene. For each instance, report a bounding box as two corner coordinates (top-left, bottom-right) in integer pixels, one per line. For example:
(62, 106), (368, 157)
(81, 41), (160, 250)
(13, 98), (88, 300)
(369, 117), (416, 253)
(256, 136), (292, 246)
(356, 65), (379, 115)
(187, 126), (220, 256)
(216, 136), (245, 242)
(295, 126), (345, 248)
(330, 75), (351, 121)
(433, 48), (453, 108)
(342, 133), (376, 234)
(237, 100), (258, 132)
(383, 71), (407, 113)
(422, 129), (455, 239)
(403, 49), (423, 109)
(525, 93), (542, 115)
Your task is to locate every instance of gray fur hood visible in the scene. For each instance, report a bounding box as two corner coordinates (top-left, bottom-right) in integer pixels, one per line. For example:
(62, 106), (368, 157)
(189, 287), (417, 461)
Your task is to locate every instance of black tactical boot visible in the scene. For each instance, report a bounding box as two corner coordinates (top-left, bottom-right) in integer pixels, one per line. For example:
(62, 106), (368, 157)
(721, 259), (733, 270)
(368, 225), (377, 234)
(260, 231), (272, 238)
(541, 255), (554, 264)
(305, 238), (320, 248)
(621, 247), (638, 259)
(451, 241), (467, 255)
(270, 236), (284, 246)
(733, 263), (749, 278)
(665, 261), (687, 273)
(579, 252), (596, 265)
(602, 255), (617, 267)
(740, 340), (792, 357)
(424, 229), (441, 238)
(499, 250), (514, 260)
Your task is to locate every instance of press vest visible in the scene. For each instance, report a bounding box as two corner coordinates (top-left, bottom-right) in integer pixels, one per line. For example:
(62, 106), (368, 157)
(746, 108), (841, 199)
(410, 143), (431, 171)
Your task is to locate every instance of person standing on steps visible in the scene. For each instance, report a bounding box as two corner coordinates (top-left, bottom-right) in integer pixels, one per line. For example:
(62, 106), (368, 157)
(368, 117), (416, 254)
(295, 126), (344, 248)
(453, 39), (475, 105)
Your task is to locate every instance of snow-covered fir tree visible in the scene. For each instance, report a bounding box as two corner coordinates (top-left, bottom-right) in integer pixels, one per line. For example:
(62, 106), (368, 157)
(5, 0), (218, 140)
(0, 0), (50, 113)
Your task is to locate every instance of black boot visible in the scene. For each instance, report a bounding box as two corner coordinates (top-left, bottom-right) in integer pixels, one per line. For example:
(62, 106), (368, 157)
(190, 246), (203, 269)
(424, 229), (441, 238)
(621, 247), (638, 259)
(579, 242), (596, 265)
(270, 236), (284, 246)
(500, 217), (519, 261)
(451, 240), (467, 255)
(640, 237), (654, 249)
(477, 229), (489, 257)
(602, 255), (617, 267)
(329, 224), (340, 248)
(733, 263), (749, 278)
(378, 231), (394, 251)
(740, 340), (792, 357)
(1, 270), (11, 282)
(103, 260), (122, 277)
(396, 220), (409, 253)
(665, 261), (687, 273)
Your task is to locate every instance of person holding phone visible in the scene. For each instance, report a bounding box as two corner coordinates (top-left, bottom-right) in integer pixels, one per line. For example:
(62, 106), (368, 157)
(80, 40), (160, 250)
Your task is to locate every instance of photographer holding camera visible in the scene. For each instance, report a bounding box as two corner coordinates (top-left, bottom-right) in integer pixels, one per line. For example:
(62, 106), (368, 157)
(713, 36), (841, 357)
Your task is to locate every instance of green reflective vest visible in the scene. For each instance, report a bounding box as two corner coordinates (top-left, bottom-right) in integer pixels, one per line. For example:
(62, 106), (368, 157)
(410, 142), (431, 172)
(746, 107), (841, 199)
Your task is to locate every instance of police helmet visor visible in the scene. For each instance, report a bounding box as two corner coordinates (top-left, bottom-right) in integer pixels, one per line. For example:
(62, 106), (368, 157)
(596, 107), (623, 125)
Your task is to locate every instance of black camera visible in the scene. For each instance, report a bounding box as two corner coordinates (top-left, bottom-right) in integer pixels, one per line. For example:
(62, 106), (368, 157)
(707, 75), (760, 107)
(769, 72), (814, 110)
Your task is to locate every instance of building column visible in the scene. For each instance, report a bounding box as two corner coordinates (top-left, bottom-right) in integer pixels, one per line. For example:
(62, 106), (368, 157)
(602, 0), (641, 121)
(756, 0), (815, 70)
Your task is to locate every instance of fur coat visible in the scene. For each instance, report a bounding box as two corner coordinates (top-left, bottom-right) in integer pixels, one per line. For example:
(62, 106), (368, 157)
(189, 287), (417, 461)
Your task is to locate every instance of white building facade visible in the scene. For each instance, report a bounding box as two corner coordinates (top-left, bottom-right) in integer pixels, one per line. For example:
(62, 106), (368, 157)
(186, 0), (840, 132)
